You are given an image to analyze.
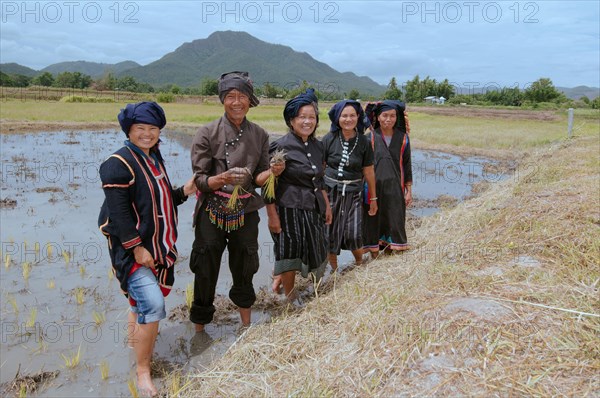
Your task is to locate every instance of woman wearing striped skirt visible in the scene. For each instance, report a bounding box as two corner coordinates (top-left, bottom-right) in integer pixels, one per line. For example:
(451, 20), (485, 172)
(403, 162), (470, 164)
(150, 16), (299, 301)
(265, 88), (332, 301)
(322, 100), (378, 270)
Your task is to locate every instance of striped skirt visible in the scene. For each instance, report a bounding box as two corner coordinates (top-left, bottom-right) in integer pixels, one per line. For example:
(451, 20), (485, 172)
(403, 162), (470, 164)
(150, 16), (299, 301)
(272, 206), (327, 277)
(327, 189), (363, 254)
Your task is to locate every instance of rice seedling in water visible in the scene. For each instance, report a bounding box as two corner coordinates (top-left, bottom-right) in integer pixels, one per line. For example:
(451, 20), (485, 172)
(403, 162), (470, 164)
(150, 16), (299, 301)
(34, 242), (40, 257)
(19, 385), (26, 398)
(45, 243), (53, 259)
(46, 279), (55, 289)
(107, 268), (114, 280)
(25, 307), (37, 328)
(61, 344), (82, 368)
(22, 262), (31, 281)
(62, 250), (70, 267)
(99, 360), (109, 380)
(92, 310), (106, 326)
(7, 293), (18, 314)
(4, 254), (11, 269)
(185, 282), (194, 309)
(74, 287), (85, 305)
(127, 379), (139, 398)
(79, 265), (86, 277)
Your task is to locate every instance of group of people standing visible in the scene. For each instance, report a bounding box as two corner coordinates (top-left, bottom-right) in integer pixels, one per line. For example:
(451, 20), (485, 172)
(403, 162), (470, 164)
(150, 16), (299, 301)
(98, 71), (412, 396)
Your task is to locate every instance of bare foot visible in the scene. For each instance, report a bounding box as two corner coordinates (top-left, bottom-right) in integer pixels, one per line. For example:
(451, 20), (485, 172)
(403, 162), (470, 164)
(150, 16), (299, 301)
(272, 273), (283, 294)
(137, 371), (158, 397)
(328, 253), (338, 271)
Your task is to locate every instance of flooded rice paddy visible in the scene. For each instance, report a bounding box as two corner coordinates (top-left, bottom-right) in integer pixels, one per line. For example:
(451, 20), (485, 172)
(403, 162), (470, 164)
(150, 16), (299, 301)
(0, 130), (505, 396)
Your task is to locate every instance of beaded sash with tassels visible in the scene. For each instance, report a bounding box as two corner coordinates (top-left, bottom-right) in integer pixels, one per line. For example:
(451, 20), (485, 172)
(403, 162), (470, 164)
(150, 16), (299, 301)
(205, 190), (252, 232)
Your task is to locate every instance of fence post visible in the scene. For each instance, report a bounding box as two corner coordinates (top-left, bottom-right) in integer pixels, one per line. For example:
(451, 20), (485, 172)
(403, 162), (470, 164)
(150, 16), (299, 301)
(567, 108), (574, 138)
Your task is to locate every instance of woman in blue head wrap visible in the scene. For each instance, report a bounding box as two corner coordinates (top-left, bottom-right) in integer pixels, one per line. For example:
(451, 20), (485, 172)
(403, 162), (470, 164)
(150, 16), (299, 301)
(98, 101), (196, 396)
(322, 100), (378, 271)
(362, 100), (413, 257)
(265, 88), (332, 303)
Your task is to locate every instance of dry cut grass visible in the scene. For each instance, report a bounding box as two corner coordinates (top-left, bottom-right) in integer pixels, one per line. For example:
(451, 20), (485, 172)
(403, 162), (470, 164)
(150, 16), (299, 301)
(178, 134), (599, 397)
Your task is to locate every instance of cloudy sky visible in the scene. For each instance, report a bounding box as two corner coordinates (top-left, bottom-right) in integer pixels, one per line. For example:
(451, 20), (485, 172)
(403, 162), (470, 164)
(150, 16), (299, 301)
(1, 1), (599, 89)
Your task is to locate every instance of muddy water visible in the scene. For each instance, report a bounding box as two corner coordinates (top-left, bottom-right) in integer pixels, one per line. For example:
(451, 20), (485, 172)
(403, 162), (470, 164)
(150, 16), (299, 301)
(0, 130), (503, 397)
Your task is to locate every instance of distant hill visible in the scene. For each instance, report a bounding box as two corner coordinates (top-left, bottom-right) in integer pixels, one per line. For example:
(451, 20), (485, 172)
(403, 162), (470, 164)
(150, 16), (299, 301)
(41, 60), (141, 78)
(0, 63), (38, 77)
(557, 86), (599, 100)
(118, 31), (385, 96)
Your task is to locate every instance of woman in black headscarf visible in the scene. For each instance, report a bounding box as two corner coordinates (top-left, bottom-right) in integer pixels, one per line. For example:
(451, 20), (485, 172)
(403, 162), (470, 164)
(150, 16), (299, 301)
(363, 100), (412, 258)
(98, 102), (196, 396)
(265, 88), (332, 302)
(322, 100), (377, 270)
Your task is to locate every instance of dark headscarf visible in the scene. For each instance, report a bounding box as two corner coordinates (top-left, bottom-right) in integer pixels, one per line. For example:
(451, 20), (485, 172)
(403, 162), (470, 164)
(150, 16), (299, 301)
(118, 101), (167, 136)
(283, 88), (319, 128)
(327, 100), (367, 134)
(218, 71), (260, 107)
(365, 100), (406, 131)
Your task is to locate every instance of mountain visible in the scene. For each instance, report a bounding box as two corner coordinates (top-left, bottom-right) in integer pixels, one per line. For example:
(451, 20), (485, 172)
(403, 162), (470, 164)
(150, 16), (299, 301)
(118, 31), (385, 96)
(557, 86), (599, 100)
(41, 60), (141, 77)
(0, 63), (38, 77)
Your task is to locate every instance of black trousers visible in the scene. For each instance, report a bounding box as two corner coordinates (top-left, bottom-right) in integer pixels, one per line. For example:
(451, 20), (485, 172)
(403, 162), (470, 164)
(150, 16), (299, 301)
(189, 207), (260, 325)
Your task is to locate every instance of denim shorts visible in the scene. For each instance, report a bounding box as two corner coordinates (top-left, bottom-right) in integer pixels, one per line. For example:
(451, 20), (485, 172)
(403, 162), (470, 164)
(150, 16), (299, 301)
(128, 266), (166, 324)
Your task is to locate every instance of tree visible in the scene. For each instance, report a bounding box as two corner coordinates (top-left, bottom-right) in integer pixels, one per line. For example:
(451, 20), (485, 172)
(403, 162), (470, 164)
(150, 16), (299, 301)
(348, 89), (360, 100)
(200, 78), (219, 95)
(383, 77), (402, 100)
(263, 82), (280, 98)
(524, 78), (564, 103)
(32, 72), (54, 87)
(116, 76), (139, 92)
(0, 71), (14, 86)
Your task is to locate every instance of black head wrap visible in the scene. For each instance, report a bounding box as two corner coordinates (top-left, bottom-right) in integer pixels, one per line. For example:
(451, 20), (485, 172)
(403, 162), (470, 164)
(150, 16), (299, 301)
(327, 100), (367, 134)
(365, 100), (406, 131)
(283, 88), (319, 128)
(218, 71), (260, 107)
(118, 101), (167, 136)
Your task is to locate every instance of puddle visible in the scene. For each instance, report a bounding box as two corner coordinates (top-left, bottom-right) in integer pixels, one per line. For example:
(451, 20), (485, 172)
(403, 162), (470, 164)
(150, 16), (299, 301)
(0, 130), (504, 396)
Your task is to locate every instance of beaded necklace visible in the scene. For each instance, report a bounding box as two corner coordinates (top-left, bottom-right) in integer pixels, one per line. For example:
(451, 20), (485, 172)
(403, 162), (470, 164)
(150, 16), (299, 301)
(337, 130), (358, 177)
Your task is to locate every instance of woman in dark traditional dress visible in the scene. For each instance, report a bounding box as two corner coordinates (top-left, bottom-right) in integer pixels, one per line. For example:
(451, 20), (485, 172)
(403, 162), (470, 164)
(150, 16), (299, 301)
(266, 88), (332, 301)
(322, 100), (377, 270)
(363, 100), (413, 258)
(98, 102), (196, 396)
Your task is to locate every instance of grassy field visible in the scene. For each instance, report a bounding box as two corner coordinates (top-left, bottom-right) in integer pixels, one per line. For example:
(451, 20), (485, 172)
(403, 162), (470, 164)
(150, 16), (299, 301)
(1, 100), (598, 152)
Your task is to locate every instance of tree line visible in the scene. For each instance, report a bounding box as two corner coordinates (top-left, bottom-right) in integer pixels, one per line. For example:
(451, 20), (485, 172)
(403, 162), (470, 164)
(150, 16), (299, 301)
(1, 69), (598, 108)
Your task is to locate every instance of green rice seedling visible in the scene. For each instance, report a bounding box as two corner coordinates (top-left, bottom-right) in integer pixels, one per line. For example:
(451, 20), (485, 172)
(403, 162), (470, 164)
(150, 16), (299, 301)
(62, 250), (70, 267)
(107, 268), (114, 280)
(34, 242), (40, 257)
(22, 262), (31, 281)
(92, 311), (106, 326)
(19, 385), (26, 398)
(99, 360), (109, 380)
(79, 265), (86, 277)
(74, 287), (85, 305)
(127, 379), (139, 398)
(262, 149), (287, 201)
(61, 344), (82, 368)
(46, 279), (55, 289)
(7, 293), (18, 314)
(4, 254), (11, 269)
(45, 243), (54, 259)
(185, 282), (194, 310)
(25, 307), (37, 328)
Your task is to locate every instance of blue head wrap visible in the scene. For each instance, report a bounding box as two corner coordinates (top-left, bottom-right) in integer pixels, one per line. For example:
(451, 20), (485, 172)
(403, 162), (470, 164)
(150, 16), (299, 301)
(218, 71), (260, 107)
(365, 100), (406, 131)
(118, 101), (167, 136)
(283, 88), (319, 128)
(327, 100), (367, 134)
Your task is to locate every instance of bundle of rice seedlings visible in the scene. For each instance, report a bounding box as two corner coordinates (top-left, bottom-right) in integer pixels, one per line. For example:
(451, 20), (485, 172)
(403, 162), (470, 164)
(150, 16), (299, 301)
(263, 149), (287, 201)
